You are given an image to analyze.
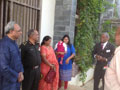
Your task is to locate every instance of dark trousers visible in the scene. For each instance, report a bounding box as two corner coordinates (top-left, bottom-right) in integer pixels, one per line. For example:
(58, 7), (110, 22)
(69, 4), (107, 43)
(94, 66), (105, 90)
(22, 67), (40, 90)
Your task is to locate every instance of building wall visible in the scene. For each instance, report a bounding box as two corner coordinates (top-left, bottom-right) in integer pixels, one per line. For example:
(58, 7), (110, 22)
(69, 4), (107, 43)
(99, 0), (116, 26)
(40, 0), (56, 45)
(103, 0), (116, 18)
(53, 0), (77, 46)
(117, 0), (120, 18)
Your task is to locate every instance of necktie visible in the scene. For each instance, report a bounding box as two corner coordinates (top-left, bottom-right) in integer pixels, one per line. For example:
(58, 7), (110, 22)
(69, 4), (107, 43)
(101, 43), (103, 50)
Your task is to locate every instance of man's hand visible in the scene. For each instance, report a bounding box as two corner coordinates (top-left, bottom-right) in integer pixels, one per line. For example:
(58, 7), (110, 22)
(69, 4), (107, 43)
(96, 55), (102, 61)
(101, 57), (107, 62)
(18, 72), (24, 83)
(96, 55), (105, 61)
(96, 55), (107, 62)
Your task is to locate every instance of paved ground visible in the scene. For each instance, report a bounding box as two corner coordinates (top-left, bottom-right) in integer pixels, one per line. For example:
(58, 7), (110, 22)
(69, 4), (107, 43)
(82, 79), (103, 90)
(21, 79), (103, 90)
(60, 79), (103, 90)
(59, 85), (84, 90)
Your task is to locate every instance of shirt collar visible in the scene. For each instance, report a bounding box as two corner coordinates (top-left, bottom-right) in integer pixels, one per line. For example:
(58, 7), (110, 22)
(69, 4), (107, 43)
(103, 41), (108, 45)
(5, 36), (16, 43)
(101, 41), (108, 45)
(28, 40), (37, 45)
(101, 41), (108, 49)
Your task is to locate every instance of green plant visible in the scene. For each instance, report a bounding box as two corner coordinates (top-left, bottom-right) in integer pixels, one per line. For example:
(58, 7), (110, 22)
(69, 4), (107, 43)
(75, 0), (116, 83)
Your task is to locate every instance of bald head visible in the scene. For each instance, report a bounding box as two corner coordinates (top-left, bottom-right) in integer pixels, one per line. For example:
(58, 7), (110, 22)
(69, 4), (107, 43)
(115, 27), (120, 46)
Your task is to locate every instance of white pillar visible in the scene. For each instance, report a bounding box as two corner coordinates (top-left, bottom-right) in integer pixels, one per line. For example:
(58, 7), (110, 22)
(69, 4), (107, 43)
(40, 0), (56, 46)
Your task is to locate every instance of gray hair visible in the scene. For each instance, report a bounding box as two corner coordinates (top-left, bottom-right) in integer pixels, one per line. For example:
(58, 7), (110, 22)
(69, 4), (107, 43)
(28, 29), (35, 37)
(102, 32), (110, 39)
(5, 21), (16, 34)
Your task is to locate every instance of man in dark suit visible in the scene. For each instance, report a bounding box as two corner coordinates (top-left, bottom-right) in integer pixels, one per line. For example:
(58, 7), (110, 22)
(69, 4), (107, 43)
(93, 32), (115, 90)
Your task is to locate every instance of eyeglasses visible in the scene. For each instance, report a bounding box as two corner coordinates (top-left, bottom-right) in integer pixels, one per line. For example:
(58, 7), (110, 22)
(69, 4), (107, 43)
(14, 29), (22, 33)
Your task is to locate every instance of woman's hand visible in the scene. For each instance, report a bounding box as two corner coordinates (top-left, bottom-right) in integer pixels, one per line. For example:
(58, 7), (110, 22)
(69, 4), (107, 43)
(41, 54), (56, 71)
(50, 64), (56, 71)
(66, 58), (70, 64)
(65, 54), (75, 64)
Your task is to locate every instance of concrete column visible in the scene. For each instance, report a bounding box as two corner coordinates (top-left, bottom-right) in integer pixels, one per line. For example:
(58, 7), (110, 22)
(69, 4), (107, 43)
(53, 0), (77, 46)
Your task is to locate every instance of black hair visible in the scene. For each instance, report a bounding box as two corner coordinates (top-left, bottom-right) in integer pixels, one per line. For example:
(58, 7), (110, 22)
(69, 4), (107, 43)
(41, 36), (51, 46)
(62, 35), (71, 47)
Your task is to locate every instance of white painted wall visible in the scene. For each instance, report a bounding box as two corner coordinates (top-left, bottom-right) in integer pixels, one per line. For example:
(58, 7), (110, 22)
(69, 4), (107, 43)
(39, 0), (56, 45)
(69, 68), (94, 86)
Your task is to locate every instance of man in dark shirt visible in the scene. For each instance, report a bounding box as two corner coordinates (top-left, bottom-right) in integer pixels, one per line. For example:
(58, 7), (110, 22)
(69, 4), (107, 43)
(20, 29), (41, 90)
(93, 32), (115, 90)
(0, 21), (24, 90)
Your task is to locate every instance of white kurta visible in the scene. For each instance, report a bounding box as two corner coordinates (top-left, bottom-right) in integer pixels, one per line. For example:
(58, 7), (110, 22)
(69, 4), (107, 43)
(104, 46), (120, 90)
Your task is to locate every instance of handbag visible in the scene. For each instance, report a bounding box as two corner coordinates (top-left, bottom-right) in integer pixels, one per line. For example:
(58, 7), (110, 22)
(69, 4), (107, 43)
(45, 68), (56, 83)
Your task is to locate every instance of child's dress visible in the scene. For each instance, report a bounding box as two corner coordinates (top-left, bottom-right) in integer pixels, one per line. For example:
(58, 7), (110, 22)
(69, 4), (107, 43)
(55, 41), (67, 64)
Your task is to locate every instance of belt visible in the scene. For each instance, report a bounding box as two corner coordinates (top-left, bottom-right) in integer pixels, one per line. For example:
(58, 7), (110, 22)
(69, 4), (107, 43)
(33, 65), (39, 69)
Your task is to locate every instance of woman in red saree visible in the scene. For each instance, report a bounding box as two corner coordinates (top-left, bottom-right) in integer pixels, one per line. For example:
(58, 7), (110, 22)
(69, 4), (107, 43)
(38, 36), (59, 90)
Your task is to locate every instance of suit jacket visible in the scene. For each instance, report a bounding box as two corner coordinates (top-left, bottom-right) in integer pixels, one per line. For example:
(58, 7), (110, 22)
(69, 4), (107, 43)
(93, 42), (115, 68)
